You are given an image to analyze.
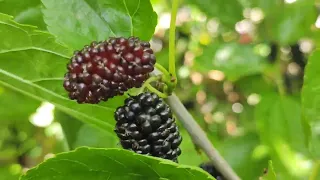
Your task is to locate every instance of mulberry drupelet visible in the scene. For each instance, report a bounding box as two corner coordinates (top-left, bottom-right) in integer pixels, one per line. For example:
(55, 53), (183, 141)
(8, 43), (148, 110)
(63, 37), (156, 104)
(114, 92), (182, 162)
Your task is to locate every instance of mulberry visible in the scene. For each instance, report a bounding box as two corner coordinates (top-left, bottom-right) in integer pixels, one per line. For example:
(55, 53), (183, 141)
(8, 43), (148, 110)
(63, 37), (156, 104)
(200, 162), (225, 180)
(114, 92), (182, 162)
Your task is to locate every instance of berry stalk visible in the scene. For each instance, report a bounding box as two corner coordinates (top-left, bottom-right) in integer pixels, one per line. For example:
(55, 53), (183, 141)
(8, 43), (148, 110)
(168, 0), (179, 88)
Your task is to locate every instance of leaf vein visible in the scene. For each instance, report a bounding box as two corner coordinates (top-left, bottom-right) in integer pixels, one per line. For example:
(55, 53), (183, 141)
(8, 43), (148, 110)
(122, 0), (133, 35)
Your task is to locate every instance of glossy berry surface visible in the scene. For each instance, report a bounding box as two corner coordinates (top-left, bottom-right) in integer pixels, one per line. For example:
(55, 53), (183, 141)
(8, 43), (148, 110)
(199, 163), (225, 180)
(114, 92), (182, 162)
(63, 37), (156, 104)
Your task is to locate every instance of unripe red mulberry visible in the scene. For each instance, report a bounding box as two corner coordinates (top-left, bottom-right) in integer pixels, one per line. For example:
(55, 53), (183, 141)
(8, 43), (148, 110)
(63, 37), (156, 104)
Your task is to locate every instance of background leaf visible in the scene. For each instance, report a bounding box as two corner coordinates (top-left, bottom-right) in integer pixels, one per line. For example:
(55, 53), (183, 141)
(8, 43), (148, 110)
(257, 0), (317, 45)
(21, 147), (215, 180)
(0, 0), (46, 29)
(0, 86), (40, 121)
(56, 109), (119, 150)
(194, 43), (267, 81)
(261, 161), (277, 180)
(302, 50), (320, 125)
(218, 133), (268, 180)
(255, 93), (310, 178)
(41, 0), (158, 49)
(302, 50), (320, 159)
(186, 0), (243, 28)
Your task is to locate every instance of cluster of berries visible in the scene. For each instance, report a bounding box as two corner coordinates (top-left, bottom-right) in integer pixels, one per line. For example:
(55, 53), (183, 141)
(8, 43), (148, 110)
(63, 37), (182, 162)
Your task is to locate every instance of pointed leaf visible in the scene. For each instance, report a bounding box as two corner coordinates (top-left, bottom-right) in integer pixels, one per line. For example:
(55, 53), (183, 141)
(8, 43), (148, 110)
(255, 94), (310, 177)
(261, 161), (277, 180)
(0, 0), (46, 29)
(302, 50), (320, 158)
(41, 0), (158, 49)
(20, 147), (215, 180)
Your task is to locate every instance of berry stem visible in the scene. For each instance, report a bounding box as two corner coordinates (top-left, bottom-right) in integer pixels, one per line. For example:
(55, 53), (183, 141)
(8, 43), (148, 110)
(146, 84), (168, 98)
(154, 63), (176, 95)
(168, 0), (179, 86)
(140, 75), (161, 93)
(155, 63), (170, 77)
(166, 94), (241, 180)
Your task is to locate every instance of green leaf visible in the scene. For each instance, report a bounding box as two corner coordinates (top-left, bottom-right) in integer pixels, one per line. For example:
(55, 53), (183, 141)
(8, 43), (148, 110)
(218, 133), (268, 180)
(0, 0), (46, 29)
(56, 109), (118, 150)
(309, 161), (320, 180)
(73, 124), (118, 148)
(54, 109), (83, 149)
(302, 50), (320, 158)
(255, 93), (310, 178)
(251, 0), (282, 16)
(194, 43), (266, 81)
(0, 165), (21, 180)
(234, 74), (276, 96)
(14, 6), (46, 30)
(257, 0), (317, 45)
(0, 14), (125, 134)
(41, 0), (158, 50)
(178, 130), (205, 166)
(261, 161), (277, 180)
(0, 86), (40, 121)
(309, 131), (320, 159)
(21, 147), (215, 180)
(302, 50), (320, 125)
(186, 0), (243, 28)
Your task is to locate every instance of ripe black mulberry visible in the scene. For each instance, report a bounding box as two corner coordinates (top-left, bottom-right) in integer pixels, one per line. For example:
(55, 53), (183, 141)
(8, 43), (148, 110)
(200, 162), (225, 180)
(114, 92), (182, 162)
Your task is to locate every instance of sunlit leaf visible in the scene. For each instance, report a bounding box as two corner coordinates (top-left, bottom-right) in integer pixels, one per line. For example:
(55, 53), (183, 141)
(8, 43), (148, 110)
(21, 147), (215, 180)
(42, 0), (158, 49)
(0, 0), (46, 29)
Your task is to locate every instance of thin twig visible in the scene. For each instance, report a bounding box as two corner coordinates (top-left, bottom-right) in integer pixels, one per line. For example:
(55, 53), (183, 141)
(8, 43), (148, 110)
(151, 69), (240, 180)
(168, 0), (178, 81)
(167, 94), (240, 180)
